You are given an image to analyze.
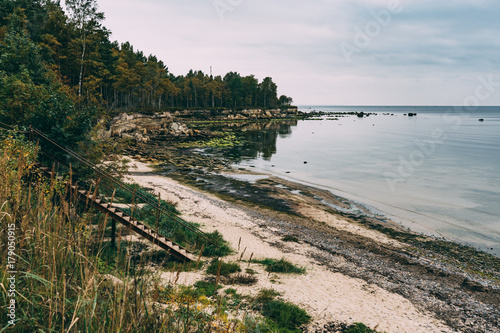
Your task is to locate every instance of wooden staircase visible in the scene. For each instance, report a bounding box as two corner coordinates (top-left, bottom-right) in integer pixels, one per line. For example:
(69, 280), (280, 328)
(40, 166), (196, 262)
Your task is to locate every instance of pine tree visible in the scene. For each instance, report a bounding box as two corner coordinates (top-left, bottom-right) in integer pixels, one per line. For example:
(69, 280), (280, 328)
(0, 8), (95, 147)
(64, 0), (105, 99)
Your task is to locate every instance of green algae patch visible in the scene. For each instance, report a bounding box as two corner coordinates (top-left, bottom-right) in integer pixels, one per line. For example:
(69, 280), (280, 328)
(176, 134), (242, 148)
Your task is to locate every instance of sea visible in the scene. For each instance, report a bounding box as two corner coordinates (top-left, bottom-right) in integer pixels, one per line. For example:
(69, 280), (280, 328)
(232, 106), (500, 257)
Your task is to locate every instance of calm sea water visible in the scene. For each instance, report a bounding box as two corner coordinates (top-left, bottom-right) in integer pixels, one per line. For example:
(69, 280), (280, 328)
(234, 106), (500, 256)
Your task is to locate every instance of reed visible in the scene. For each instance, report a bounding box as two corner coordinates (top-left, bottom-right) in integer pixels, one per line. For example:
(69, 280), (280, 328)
(0, 133), (234, 332)
(0, 132), (314, 332)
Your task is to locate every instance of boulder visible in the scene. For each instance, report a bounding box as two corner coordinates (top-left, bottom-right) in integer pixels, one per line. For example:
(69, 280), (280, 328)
(169, 122), (190, 136)
(111, 123), (138, 137)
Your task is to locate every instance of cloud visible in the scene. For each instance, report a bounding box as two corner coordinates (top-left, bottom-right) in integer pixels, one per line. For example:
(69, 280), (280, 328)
(97, 0), (500, 105)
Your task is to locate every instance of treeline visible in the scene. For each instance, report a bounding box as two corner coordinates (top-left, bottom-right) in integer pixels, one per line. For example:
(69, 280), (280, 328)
(112, 50), (293, 110)
(0, 0), (293, 119)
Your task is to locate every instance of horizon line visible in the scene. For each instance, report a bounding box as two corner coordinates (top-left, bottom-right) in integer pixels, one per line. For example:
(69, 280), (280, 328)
(296, 105), (500, 107)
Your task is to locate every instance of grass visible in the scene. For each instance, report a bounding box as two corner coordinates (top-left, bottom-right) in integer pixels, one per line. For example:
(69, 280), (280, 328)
(194, 280), (222, 297)
(325, 322), (383, 333)
(344, 323), (380, 333)
(261, 300), (311, 332)
(223, 273), (258, 286)
(0, 133), (236, 332)
(0, 131), (371, 332)
(0, 134), (159, 331)
(255, 288), (281, 303)
(206, 259), (242, 276)
(100, 181), (232, 258)
(225, 288), (238, 295)
(252, 288), (310, 333)
(251, 258), (306, 274)
(282, 235), (300, 243)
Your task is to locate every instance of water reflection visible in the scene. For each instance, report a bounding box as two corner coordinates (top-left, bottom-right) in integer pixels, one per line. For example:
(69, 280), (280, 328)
(215, 120), (297, 161)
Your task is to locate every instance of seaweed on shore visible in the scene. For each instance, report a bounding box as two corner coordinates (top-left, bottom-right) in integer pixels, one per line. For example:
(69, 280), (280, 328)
(336, 211), (500, 282)
(183, 173), (299, 216)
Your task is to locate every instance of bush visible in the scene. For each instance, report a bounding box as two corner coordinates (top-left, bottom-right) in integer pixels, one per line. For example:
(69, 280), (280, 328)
(194, 280), (221, 297)
(344, 323), (380, 333)
(223, 273), (258, 286)
(240, 314), (272, 333)
(224, 288), (237, 295)
(262, 300), (311, 332)
(255, 288), (281, 304)
(104, 183), (231, 258)
(282, 235), (300, 243)
(252, 258), (306, 274)
(201, 230), (232, 257)
(206, 259), (241, 276)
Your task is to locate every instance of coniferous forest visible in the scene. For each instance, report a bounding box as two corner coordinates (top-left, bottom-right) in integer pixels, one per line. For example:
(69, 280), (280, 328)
(0, 0), (294, 142)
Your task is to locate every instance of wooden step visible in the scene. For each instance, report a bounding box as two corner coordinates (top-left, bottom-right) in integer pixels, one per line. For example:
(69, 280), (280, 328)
(35, 164), (196, 262)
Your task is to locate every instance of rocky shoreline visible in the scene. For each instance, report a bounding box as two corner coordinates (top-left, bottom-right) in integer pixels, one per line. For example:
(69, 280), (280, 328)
(111, 111), (500, 332)
(179, 173), (500, 332)
(106, 108), (303, 144)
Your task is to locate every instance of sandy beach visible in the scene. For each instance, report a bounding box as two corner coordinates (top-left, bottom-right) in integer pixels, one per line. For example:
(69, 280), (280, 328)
(125, 160), (459, 333)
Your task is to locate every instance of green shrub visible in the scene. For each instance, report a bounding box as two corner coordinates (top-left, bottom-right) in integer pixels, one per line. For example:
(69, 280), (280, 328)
(262, 300), (311, 332)
(345, 323), (379, 333)
(110, 186), (231, 258)
(201, 230), (232, 257)
(252, 258), (306, 274)
(206, 259), (241, 276)
(282, 235), (300, 243)
(223, 273), (258, 286)
(193, 280), (221, 297)
(255, 288), (281, 304)
(224, 288), (237, 295)
(240, 314), (273, 333)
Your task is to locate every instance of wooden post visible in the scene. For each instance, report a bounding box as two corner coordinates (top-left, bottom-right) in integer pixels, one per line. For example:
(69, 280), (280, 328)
(111, 219), (116, 249)
(110, 189), (116, 249)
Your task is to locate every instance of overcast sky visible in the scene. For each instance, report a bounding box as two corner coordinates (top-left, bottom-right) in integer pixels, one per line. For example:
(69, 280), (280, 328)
(96, 0), (500, 106)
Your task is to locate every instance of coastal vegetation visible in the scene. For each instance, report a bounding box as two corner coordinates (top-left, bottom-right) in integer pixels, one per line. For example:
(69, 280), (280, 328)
(0, 130), (315, 332)
(99, 182), (232, 258)
(250, 258), (306, 274)
(0, 2), (318, 332)
(206, 259), (242, 277)
(3, 2), (500, 333)
(0, 135), (176, 331)
(0, 0), (293, 133)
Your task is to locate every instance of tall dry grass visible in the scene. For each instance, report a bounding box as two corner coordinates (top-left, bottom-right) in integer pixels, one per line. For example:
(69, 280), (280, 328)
(0, 133), (235, 332)
(0, 132), (314, 333)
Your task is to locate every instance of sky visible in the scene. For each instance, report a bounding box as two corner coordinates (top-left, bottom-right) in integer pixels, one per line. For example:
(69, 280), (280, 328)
(96, 0), (500, 106)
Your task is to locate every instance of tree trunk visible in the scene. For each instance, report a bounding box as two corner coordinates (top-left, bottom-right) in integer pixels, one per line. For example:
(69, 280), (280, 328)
(78, 38), (86, 98)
